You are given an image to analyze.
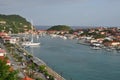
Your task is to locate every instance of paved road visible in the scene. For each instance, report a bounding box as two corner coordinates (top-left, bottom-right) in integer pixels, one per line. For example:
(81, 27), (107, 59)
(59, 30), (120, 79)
(0, 42), (65, 80)
(0, 43), (25, 78)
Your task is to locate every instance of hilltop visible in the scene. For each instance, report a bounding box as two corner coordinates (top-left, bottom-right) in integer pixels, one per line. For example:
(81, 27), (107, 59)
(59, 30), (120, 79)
(47, 25), (73, 31)
(0, 14), (31, 33)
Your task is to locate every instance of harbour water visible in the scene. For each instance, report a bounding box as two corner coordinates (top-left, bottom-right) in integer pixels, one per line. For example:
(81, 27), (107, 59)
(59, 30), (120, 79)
(26, 35), (120, 80)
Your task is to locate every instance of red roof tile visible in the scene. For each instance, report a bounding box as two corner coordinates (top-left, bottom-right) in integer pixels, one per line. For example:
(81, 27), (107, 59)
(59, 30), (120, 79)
(0, 56), (4, 60)
(22, 76), (33, 80)
(3, 36), (11, 40)
(0, 56), (10, 64)
(0, 49), (6, 53)
(0, 32), (7, 36)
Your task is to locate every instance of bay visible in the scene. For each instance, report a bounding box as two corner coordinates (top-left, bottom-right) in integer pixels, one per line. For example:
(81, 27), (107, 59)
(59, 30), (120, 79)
(26, 35), (120, 80)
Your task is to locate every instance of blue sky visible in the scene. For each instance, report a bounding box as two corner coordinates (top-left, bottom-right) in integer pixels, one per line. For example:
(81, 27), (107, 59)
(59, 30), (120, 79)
(0, 0), (120, 26)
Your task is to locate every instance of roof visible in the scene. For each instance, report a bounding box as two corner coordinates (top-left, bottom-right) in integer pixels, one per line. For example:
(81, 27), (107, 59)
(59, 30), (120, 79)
(7, 59), (10, 63)
(3, 36), (11, 40)
(0, 49), (6, 53)
(0, 32), (7, 36)
(0, 56), (4, 60)
(0, 56), (10, 64)
(22, 76), (33, 80)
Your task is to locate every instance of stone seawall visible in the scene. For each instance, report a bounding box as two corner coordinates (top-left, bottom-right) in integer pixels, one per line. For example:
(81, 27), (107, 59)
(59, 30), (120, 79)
(15, 44), (65, 80)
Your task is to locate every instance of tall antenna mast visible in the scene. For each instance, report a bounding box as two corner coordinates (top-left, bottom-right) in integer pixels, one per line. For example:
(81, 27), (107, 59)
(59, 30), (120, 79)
(31, 20), (33, 30)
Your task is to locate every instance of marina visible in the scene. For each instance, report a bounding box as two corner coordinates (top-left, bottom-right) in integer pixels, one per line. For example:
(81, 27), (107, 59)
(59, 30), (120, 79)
(25, 35), (120, 80)
(16, 42), (65, 80)
(1, 0), (120, 80)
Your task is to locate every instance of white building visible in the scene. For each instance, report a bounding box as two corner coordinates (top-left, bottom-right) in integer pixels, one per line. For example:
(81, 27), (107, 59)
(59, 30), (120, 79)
(0, 49), (6, 56)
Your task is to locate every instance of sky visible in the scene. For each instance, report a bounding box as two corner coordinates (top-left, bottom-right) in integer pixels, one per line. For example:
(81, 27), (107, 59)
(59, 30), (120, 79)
(0, 0), (120, 27)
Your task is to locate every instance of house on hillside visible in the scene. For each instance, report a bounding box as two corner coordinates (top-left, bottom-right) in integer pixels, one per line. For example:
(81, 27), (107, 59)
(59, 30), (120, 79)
(0, 56), (11, 66)
(22, 76), (34, 80)
(3, 36), (19, 44)
(111, 41), (120, 47)
(0, 32), (8, 38)
(0, 21), (6, 24)
(0, 48), (6, 56)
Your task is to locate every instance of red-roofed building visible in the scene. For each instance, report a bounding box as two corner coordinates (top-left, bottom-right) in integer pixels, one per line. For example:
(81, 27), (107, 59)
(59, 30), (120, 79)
(3, 36), (11, 40)
(0, 32), (8, 37)
(0, 56), (11, 66)
(6, 59), (11, 65)
(3, 36), (19, 44)
(38, 30), (47, 33)
(0, 56), (4, 60)
(0, 49), (6, 56)
(3, 36), (11, 43)
(22, 76), (34, 80)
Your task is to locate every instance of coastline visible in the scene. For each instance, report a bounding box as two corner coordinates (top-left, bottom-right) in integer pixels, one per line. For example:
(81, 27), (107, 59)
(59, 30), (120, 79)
(15, 44), (65, 80)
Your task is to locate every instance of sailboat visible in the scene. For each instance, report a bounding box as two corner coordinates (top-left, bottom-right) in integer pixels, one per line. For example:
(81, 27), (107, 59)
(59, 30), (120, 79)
(22, 21), (40, 47)
(22, 36), (40, 47)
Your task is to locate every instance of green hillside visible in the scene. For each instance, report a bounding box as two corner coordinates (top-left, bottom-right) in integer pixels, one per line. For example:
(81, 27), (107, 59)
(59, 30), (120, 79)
(0, 14), (31, 33)
(47, 25), (72, 31)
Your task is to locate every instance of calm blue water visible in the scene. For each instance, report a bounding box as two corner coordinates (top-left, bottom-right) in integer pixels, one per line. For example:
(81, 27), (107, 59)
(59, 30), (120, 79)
(26, 36), (120, 80)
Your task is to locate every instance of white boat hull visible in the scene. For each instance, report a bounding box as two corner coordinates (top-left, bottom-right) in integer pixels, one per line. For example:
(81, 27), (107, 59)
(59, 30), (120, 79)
(22, 42), (40, 46)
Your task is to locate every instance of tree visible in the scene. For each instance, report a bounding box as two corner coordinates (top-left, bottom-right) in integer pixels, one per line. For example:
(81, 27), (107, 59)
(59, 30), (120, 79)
(47, 25), (72, 31)
(38, 65), (46, 73)
(0, 59), (19, 80)
(93, 34), (105, 39)
(0, 14), (31, 33)
(36, 78), (43, 80)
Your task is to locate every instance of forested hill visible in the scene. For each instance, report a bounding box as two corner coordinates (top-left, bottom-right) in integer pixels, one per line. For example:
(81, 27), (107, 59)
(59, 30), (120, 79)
(0, 14), (31, 33)
(47, 25), (72, 31)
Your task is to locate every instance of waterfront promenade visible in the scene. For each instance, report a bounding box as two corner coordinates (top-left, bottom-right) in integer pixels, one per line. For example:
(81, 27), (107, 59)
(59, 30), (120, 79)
(15, 44), (65, 80)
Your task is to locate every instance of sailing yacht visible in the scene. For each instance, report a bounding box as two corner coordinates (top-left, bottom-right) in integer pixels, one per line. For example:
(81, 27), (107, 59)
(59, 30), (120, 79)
(22, 21), (40, 47)
(22, 36), (40, 47)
